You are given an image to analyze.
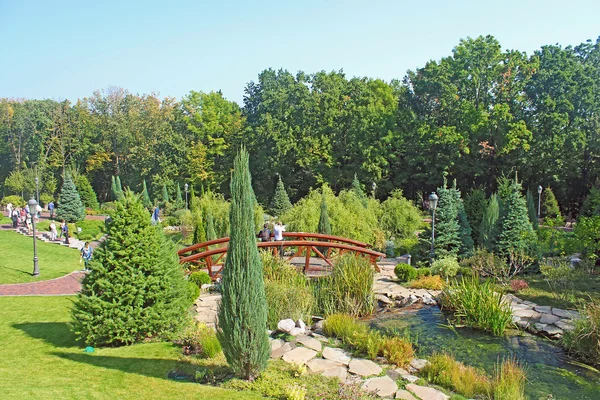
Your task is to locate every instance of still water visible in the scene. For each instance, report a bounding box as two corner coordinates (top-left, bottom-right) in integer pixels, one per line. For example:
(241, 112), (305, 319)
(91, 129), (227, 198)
(370, 306), (600, 400)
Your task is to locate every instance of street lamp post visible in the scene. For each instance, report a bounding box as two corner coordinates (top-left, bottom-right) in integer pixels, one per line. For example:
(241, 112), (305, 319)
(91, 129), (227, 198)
(428, 192), (439, 261)
(29, 198), (39, 276)
(372, 182), (377, 198)
(34, 177), (39, 217)
(184, 183), (189, 210)
(537, 185), (543, 219)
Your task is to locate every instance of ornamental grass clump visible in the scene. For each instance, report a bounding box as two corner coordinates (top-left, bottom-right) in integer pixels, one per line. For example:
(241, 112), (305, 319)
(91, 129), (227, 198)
(313, 254), (374, 317)
(440, 276), (513, 336)
(379, 336), (414, 367)
(562, 302), (600, 365)
(421, 353), (491, 398)
(492, 359), (526, 400)
(408, 275), (445, 290)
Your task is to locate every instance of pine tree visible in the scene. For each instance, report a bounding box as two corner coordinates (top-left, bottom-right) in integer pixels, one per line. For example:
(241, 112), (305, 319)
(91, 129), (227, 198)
(269, 175), (292, 217)
(162, 184), (170, 205)
(115, 176), (125, 199)
(526, 190), (539, 230)
(464, 188), (486, 246)
(141, 180), (152, 209)
(205, 211), (216, 241)
(580, 186), (600, 219)
(496, 178), (535, 256)
(193, 216), (206, 245)
(480, 193), (500, 251)
(318, 190), (331, 235)
(71, 192), (188, 346)
(450, 181), (474, 257)
(433, 182), (461, 258)
(217, 148), (270, 380)
(351, 173), (368, 207)
(56, 174), (85, 223)
(176, 183), (184, 209)
(75, 175), (100, 210)
(111, 176), (119, 201)
(542, 187), (561, 219)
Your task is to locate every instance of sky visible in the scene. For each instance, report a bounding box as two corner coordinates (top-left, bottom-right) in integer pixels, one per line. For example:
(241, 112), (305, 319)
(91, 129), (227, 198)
(1, 0), (599, 105)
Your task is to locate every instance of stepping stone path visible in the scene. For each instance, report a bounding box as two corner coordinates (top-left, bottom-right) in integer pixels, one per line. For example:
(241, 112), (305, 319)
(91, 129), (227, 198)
(348, 358), (383, 376)
(504, 293), (580, 339)
(362, 376), (398, 397)
(282, 347), (317, 364)
(406, 384), (449, 400)
(374, 263), (441, 307)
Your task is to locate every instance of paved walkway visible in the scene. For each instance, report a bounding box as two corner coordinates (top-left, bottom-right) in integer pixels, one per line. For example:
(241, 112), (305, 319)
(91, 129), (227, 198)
(0, 271), (87, 296)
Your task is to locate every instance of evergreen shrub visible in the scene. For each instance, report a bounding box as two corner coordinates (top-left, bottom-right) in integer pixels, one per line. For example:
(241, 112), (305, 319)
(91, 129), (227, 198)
(71, 192), (189, 346)
(56, 174), (85, 223)
(1, 195), (26, 207)
(270, 175), (292, 217)
(496, 177), (535, 257)
(431, 257), (460, 278)
(542, 187), (561, 219)
(394, 264), (418, 282)
(579, 187), (600, 219)
(416, 267), (431, 277)
(464, 188), (486, 246)
(187, 281), (200, 304)
(74, 220), (105, 241)
(75, 175), (100, 210)
(189, 271), (212, 287)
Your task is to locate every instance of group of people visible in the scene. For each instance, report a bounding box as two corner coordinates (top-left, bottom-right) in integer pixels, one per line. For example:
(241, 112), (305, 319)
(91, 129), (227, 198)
(257, 221), (286, 242)
(7, 202), (41, 234)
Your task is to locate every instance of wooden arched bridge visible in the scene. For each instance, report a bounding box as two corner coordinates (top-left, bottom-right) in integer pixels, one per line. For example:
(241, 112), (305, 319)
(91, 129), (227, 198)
(178, 232), (386, 281)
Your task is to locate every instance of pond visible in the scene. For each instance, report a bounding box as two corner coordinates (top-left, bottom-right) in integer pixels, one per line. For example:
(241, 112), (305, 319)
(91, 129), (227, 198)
(370, 306), (600, 400)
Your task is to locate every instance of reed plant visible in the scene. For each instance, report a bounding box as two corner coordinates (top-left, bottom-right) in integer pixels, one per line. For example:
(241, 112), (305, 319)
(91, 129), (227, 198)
(491, 359), (526, 400)
(421, 353), (491, 397)
(312, 254), (374, 317)
(440, 276), (513, 336)
(379, 336), (414, 367)
(562, 302), (600, 365)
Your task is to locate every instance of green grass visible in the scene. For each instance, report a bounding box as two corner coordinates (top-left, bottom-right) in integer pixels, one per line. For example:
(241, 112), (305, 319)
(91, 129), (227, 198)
(518, 273), (600, 309)
(0, 296), (261, 400)
(0, 215), (11, 224)
(0, 230), (81, 284)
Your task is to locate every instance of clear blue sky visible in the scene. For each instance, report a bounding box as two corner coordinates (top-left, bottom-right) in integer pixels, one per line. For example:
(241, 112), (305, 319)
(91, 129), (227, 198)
(1, 0), (598, 105)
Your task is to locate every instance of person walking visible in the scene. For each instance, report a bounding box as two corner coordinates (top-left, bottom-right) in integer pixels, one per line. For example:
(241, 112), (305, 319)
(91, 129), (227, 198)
(257, 223), (271, 242)
(62, 220), (70, 244)
(273, 221), (286, 256)
(6, 202), (12, 219)
(20, 208), (26, 227)
(151, 206), (161, 225)
(11, 208), (19, 228)
(80, 242), (93, 271)
(50, 220), (57, 241)
(48, 201), (55, 219)
(25, 213), (32, 235)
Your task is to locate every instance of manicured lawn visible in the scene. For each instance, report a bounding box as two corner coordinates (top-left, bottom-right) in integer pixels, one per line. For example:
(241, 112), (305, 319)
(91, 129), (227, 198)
(0, 230), (80, 284)
(0, 296), (260, 400)
(518, 273), (600, 309)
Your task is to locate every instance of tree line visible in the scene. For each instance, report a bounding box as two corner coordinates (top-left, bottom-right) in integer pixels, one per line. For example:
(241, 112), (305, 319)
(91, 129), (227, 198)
(1, 35), (599, 214)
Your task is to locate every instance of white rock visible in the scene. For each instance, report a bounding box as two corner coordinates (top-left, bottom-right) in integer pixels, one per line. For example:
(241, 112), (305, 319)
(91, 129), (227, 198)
(406, 384), (449, 400)
(277, 319), (296, 333)
(362, 376), (398, 398)
(322, 346), (352, 365)
(296, 319), (306, 330)
(348, 358), (383, 377)
(282, 347), (317, 364)
(288, 327), (306, 336)
(270, 338), (284, 352)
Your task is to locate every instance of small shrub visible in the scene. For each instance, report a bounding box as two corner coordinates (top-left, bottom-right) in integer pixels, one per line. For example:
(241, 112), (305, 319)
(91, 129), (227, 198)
(189, 271), (212, 288)
(416, 267), (431, 277)
(351, 330), (384, 360)
(187, 281), (200, 305)
(380, 336), (414, 367)
(441, 277), (513, 336)
(178, 322), (222, 358)
(462, 248), (516, 285)
(1, 195), (26, 207)
(409, 275), (445, 290)
(74, 220), (105, 241)
(323, 314), (368, 343)
(395, 264), (418, 282)
(431, 256), (460, 278)
(509, 279), (529, 293)
(492, 359), (526, 400)
(421, 353), (490, 398)
(265, 281), (313, 330)
(562, 303), (600, 364)
(540, 261), (576, 300)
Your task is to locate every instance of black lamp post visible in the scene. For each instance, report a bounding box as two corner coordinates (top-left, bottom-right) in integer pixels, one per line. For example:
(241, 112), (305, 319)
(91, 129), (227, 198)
(184, 183), (189, 210)
(428, 192), (439, 261)
(34, 177), (39, 217)
(537, 185), (543, 218)
(29, 197), (39, 276)
(372, 182), (377, 198)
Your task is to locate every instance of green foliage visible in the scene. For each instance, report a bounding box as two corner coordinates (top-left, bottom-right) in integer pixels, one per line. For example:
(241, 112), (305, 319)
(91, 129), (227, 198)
(540, 261), (578, 300)
(441, 277), (513, 336)
(176, 183), (184, 209)
(408, 275), (445, 290)
(270, 175), (292, 217)
(187, 281), (200, 304)
(380, 189), (422, 243)
(379, 336), (414, 367)
(461, 249), (513, 285)
(189, 271), (212, 287)
(317, 191), (331, 235)
(495, 177), (534, 257)
(56, 174), (85, 223)
(205, 211), (216, 241)
(1, 195), (25, 207)
(464, 189), (486, 246)
(526, 190), (539, 230)
(422, 353), (491, 398)
(351, 174), (368, 207)
(74, 220), (105, 241)
(217, 148), (269, 380)
(433, 182), (461, 258)
(71, 191), (189, 346)
(40, 193), (53, 208)
(542, 187), (561, 219)
(480, 194), (500, 251)
(178, 322), (223, 358)
(562, 302), (600, 365)
(141, 179), (152, 209)
(579, 187), (600, 218)
(394, 264), (418, 282)
(416, 267), (431, 277)
(162, 184), (170, 204)
(323, 314), (368, 341)
(312, 254), (374, 317)
(75, 175), (99, 210)
(574, 216), (600, 263)
(431, 257), (460, 278)
(492, 359), (527, 400)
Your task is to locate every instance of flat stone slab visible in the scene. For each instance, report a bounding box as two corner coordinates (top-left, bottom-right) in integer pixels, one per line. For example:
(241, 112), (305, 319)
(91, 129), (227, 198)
(348, 358), (382, 377)
(296, 335), (322, 352)
(322, 346), (352, 365)
(306, 358), (342, 373)
(402, 374), (420, 383)
(322, 366), (347, 382)
(406, 384), (450, 400)
(270, 338), (284, 352)
(282, 347), (317, 364)
(555, 320), (575, 331)
(542, 325), (564, 337)
(271, 342), (293, 358)
(396, 389), (418, 400)
(362, 376), (398, 398)
(540, 314), (560, 324)
(410, 358), (429, 371)
(386, 367), (409, 380)
(513, 309), (540, 319)
(534, 305), (552, 314)
(552, 308), (580, 319)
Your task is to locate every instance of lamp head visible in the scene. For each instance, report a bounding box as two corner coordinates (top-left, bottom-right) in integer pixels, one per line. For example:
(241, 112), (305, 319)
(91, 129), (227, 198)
(28, 198), (37, 208)
(184, 183), (188, 191)
(428, 192), (439, 210)
(538, 185), (543, 194)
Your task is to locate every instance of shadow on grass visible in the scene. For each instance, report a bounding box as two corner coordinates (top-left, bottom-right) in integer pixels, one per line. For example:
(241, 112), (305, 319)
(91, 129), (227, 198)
(13, 322), (78, 348)
(0, 265), (35, 277)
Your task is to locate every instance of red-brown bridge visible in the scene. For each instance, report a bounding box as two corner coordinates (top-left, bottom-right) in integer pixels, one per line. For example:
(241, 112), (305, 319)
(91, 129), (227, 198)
(178, 232), (386, 281)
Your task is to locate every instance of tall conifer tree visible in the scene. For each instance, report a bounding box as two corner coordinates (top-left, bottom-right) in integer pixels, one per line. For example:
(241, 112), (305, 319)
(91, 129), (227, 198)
(75, 175), (100, 210)
(115, 176), (125, 199)
(269, 175), (292, 216)
(56, 174), (85, 222)
(176, 183), (184, 209)
(433, 181), (461, 258)
(162, 184), (170, 205)
(351, 174), (368, 207)
(217, 148), (269, 380)
(496, 177), (534, 256)
(526, 190), (539, 230)
(480, 194), (500, 251)
(141, 180), (152, 209)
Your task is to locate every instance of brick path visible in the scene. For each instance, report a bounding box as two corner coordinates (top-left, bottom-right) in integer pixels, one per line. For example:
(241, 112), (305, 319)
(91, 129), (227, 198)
(0, 271), (86, 296)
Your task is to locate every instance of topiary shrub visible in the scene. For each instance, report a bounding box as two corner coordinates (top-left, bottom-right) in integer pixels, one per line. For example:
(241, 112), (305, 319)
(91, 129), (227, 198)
(395, 264), (418, 282)
(189, 271), (212, 288)
(431, 257), (460, 278)
(71, 191), (189, 346)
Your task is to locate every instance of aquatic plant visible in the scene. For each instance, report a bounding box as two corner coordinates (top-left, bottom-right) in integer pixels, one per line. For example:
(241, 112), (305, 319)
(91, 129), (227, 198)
(492, 359), (526, 400)
(421, 353), (490, 397)
(379, 336), (414, 368)
(562, 302), (600, 365)
(440, 276), (513, 336)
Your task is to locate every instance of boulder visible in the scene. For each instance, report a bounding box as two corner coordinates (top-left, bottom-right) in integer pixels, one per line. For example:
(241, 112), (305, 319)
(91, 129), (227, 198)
(278, 319), (296, 333)
(288, 327), (306, 336)
(362, 376), (398, 398)
(270, 338), (284, 352)
(282, 347), (317, 364)
(406, 384), (450, 400)
(322, 347), (352, 365)
(348, 358), (383, 377)
(296, 319), (306, 330)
